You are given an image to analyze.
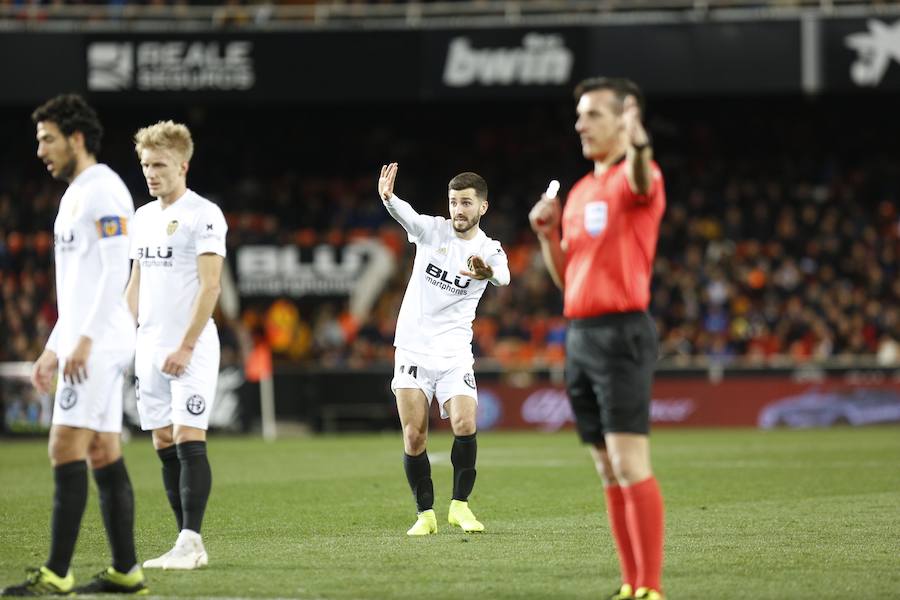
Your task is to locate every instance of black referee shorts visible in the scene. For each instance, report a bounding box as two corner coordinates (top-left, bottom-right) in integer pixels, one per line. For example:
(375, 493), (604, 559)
(564, 311), (658, 442)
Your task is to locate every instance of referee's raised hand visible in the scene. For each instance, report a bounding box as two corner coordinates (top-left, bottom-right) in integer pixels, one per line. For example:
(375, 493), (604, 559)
(622, 95), (649, 147)
(378, 162), (398, 201)
(529, 193), (561, 236)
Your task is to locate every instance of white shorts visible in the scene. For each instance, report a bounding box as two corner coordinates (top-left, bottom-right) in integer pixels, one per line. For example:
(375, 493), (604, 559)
(52, 350), (133, 433)
(135, 327), (220, 431)
(391, 348), (478, 419)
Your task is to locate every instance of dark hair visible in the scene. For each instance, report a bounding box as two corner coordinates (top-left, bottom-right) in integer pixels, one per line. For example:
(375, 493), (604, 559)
(31, 94), (103, 156)
(574, 77), (645, 115)
(448, 172), (488, 201)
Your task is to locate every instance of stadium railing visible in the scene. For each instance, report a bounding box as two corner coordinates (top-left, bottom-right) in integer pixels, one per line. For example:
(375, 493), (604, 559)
(1, 0), (896, 31)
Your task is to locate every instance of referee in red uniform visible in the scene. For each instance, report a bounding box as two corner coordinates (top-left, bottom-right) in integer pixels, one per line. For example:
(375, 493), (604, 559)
(529, 77), (666, 600)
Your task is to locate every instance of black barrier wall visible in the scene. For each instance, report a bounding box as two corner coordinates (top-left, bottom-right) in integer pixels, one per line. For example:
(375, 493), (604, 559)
(2, 16), (899, 105)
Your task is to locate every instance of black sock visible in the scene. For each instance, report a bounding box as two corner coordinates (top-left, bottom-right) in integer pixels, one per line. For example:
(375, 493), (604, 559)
(157, 446), (183, 531)
(451, 433), (478, 501)
(177, 441), (212, 534)
(46, 460), (88, 577)
(93, 458), (137, 573)
(403, 451), (434, 512)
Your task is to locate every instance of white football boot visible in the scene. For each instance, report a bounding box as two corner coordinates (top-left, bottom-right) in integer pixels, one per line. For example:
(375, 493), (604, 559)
(161, 529), (209, 570)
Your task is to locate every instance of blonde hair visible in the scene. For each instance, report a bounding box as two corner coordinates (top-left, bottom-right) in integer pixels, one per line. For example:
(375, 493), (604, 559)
(134, 120), (194, 163)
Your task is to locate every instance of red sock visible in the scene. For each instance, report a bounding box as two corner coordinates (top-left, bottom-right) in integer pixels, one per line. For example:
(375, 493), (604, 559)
(604, 485), (637, 588)
(623, 476), (665, 592)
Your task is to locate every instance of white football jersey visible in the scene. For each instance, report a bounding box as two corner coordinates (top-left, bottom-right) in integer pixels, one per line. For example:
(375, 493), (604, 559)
(51, 163), (135, 355)
(130, 189), (227, 347)
(385, 195), (509, 357)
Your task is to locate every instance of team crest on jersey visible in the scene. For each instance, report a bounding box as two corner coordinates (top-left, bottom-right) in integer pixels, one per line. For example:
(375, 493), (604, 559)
(186, 394), (206, 415)
(166, 220), (179, 235)
(437, 247), (448, 255)
(463, 373), (476, 389)
(59, 387), (78, 410)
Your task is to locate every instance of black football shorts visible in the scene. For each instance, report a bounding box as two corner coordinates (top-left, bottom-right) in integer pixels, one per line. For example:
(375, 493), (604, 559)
(564, 311), (658, 442)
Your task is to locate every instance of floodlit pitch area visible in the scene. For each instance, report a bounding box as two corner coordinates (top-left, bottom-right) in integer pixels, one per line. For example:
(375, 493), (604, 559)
(2, 427), (898, 599)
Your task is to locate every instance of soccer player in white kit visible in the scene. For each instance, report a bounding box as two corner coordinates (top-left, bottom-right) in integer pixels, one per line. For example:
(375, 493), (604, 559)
(2, 95), (147, 596)
(377, 163), (510, 536)
(124, 121), (227, 570)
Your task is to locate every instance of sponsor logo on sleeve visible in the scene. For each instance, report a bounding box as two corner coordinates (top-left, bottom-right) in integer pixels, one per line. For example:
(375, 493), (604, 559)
(199, 221), (222, 242)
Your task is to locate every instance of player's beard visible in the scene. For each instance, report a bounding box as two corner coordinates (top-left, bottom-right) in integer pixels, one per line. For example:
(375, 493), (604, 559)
(55, 148), (78, 183)
(453, 214), (480, 234)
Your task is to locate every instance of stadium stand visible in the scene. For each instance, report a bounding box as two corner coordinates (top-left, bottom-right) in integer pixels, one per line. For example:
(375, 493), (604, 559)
(2, 94), (897, 369)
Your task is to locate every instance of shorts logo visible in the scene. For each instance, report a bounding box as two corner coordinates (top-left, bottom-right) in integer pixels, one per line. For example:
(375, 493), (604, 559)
(167, 220), (179, 235)
(186, 394), (206, 415)
(59, 387), (78, 410)
(463, 373), (476, 389)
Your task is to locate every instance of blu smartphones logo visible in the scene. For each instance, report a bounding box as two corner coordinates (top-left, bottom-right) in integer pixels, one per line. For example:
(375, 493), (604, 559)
(87, 40), (255, 92)
(236, 240), (395, 297)
(443, 33), (573, 87)
(845, 19), (900, 87)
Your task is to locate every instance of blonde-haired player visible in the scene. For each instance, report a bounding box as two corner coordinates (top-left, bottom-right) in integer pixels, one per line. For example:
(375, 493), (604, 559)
(125, 120), (227, 570)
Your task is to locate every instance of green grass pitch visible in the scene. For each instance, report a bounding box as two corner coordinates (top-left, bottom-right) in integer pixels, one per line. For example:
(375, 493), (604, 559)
(1, 427), (898, 599)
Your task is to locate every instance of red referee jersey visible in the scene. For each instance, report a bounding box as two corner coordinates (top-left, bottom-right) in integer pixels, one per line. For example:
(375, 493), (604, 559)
(561, 158), (665, 319)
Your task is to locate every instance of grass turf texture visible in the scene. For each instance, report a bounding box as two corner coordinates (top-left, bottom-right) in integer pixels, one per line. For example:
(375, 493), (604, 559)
(1, 427), (898, 599)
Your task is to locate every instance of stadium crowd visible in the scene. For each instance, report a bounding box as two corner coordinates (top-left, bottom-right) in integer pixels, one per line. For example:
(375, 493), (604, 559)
(1, 97), (898, 369)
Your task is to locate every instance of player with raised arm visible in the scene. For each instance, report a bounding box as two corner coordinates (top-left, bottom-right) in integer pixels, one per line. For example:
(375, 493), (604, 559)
(124, 121), (227, 570)
(529, 78), (667, 600)
(378, 163), (510, 536)
(2, 94), (147, 596)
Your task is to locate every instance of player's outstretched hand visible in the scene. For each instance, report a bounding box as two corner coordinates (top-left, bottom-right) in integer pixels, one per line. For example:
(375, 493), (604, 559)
(460, 255), (494, 280)
(31, 349), (58, 394)
(162, 346), (193, 378)
(63, 336), (92, 385)
(378, 162), (399, 201)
